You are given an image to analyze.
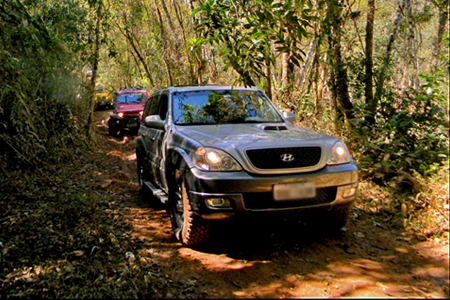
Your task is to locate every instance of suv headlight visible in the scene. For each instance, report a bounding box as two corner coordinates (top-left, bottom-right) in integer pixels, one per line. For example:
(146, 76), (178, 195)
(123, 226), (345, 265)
(328, 141), (351, 165)
(192, 147), (242, 171)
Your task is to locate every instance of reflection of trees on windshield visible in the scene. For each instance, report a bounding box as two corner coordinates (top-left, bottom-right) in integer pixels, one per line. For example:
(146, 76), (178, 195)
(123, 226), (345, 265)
(117, 94), (145, 104)
(173, 91), (282, 125)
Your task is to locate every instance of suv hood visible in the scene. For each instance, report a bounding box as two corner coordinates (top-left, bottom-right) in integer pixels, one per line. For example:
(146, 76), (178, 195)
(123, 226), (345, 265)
(177, 123), (337, 149)
(176, 123), (339, 173)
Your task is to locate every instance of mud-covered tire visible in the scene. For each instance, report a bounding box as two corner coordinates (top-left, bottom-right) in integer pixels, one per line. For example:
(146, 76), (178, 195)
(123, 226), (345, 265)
(169, 169), (211, 246)
(108, 125), (118, 137)
(318, 202), (353, 231)
(328, 202), (353, 229)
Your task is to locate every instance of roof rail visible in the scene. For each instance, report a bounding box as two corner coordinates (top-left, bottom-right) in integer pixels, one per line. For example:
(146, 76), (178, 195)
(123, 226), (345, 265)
(117, 86), (146, 93)
(159, 84), (228, 89)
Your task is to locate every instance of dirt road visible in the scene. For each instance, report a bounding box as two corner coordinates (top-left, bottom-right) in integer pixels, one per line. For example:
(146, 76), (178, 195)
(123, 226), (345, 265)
(94, 110), (449, 298)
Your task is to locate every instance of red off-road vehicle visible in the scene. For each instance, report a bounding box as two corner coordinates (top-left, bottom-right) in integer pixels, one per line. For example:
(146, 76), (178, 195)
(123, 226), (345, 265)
(108, 86), (148, 136)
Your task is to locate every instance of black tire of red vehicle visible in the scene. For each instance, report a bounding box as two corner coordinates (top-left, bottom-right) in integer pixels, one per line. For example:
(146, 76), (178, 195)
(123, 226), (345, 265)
(108, 125), (118, 137)
(130, 127), (140, 136)
(169, 169), (211, 246)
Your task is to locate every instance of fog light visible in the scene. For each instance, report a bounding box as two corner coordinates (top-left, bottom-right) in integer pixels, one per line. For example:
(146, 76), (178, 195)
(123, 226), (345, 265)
(342, 187), (356, 198)
(206, 198), (231, 208)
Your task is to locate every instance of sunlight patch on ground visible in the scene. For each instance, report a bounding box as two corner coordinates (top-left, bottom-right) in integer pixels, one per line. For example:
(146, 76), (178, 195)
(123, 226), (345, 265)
(411, 265), (449, 278)
(326, 262), (362, 276)
(107, 136), (128, 144)
(107, 150), (128, 160)
(104, 149), (136, 161)
(349, 258), (385, 270)
(395, 247), (409, 254)
(124, 208), (172, 242)
(178, 248), (270, 271)
(233, 282), (284, 298)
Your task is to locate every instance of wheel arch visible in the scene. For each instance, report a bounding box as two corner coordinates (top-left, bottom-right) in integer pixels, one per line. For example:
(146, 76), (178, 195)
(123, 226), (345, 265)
(165, 147), (190, 185)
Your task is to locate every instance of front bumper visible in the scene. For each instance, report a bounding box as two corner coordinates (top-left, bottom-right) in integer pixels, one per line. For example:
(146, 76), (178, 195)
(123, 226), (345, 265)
(183, 162), (359, 219)
(111, 115), (141, 128)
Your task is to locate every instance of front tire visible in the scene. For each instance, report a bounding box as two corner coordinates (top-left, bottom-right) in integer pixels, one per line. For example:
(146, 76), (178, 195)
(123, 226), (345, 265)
(108, 125), (119, 137)
(327, 202), (353, 229)
(169, 169), (211, 246)
(303, 202), (353, 232)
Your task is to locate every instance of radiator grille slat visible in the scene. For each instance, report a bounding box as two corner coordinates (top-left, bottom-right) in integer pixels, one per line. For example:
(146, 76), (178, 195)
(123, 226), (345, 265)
(246, 147), (321, 169)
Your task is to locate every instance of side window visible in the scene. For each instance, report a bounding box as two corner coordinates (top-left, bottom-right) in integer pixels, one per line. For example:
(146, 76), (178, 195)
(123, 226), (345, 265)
(159, 94), (168, 121)
(143, 97), (153, 118)
(149, 95), (160, 116)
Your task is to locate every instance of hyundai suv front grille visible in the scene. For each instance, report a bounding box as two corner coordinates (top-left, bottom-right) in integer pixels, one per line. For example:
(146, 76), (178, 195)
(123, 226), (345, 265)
(246, 147), (321, 169)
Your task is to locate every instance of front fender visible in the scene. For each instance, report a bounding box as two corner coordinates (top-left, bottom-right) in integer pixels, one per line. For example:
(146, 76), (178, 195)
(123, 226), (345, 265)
(135, 137), (147, 159)
(166, 146), (194, 170)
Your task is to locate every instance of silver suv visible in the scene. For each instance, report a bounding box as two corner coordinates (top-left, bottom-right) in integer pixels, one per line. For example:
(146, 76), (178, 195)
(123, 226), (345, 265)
(136, 85), (358, 246)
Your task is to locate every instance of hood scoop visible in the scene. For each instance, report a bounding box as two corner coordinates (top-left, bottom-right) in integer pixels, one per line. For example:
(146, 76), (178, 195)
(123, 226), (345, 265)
(260, 125), (288, 131)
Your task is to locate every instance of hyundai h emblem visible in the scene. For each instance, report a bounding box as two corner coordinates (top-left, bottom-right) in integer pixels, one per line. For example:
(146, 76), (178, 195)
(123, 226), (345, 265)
(281, 153), (295, 162)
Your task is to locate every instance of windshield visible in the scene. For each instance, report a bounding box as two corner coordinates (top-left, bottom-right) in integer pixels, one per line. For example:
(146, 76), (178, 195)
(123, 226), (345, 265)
(117, 93), (146, 104)
(172, 90), (283, 125)
(94, 88), (104, 93)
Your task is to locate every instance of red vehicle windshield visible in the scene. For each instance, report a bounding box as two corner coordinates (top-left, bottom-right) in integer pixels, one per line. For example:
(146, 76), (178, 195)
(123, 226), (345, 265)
(117, 93), (146, 104)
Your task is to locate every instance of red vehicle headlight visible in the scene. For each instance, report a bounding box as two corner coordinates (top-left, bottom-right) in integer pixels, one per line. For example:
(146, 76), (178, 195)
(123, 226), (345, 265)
(118, 112), (124, 118)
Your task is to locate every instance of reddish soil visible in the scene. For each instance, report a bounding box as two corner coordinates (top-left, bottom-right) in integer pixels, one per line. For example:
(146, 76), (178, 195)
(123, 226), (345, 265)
(94, 110), (449, 298)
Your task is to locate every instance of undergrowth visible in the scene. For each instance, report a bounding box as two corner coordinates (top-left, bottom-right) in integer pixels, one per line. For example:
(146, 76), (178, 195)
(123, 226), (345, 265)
(0, 134), (167, 298)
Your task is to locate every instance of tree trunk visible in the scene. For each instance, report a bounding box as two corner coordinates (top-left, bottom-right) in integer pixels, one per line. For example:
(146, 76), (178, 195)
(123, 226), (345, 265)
(85, 0), (103, 138)
(264, 53), (273, 99)
(116, 23), (155, 87)
(153, 2), (173, 86)
(327, 0), (354, 124)
(172, 0), (195, 83)
(431, 0), (449, 70)
(374, 0), (407, 105)
(296, 35), (316, 89)
(281, 52), (290, 88)
(160, 0), (179, 46)
(364, 0), (375, 124)
(400, 0), (416, 96)
(313, 55), (322, 118)
(187, 0), (196, 24)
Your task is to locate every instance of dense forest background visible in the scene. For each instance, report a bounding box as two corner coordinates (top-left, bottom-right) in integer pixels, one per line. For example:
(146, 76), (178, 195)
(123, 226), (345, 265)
(0, 0), (449, 224)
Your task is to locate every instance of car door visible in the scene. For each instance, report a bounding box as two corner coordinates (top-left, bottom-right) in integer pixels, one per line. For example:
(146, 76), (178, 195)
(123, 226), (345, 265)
(151, 93), (169, 188)
(140, 94), (160, 185)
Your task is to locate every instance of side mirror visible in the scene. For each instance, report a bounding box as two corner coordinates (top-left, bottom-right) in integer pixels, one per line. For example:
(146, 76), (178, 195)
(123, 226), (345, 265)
(144, 115), (165, 130)
(282, 111), (296, 123)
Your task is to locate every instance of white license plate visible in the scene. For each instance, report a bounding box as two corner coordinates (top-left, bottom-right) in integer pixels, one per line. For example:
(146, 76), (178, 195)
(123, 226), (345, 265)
(126, 122), (138, 127)
(273, 182), (316, 201)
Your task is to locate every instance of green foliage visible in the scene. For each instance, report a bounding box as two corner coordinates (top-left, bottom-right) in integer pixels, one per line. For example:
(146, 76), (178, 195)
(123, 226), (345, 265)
(194, 0), (314, 87)
(350, 69), (449, 187)
(0, 0), (94, 171)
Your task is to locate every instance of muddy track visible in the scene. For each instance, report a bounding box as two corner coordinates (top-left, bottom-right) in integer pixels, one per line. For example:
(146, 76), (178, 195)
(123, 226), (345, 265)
(94, 110), (449, 298)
